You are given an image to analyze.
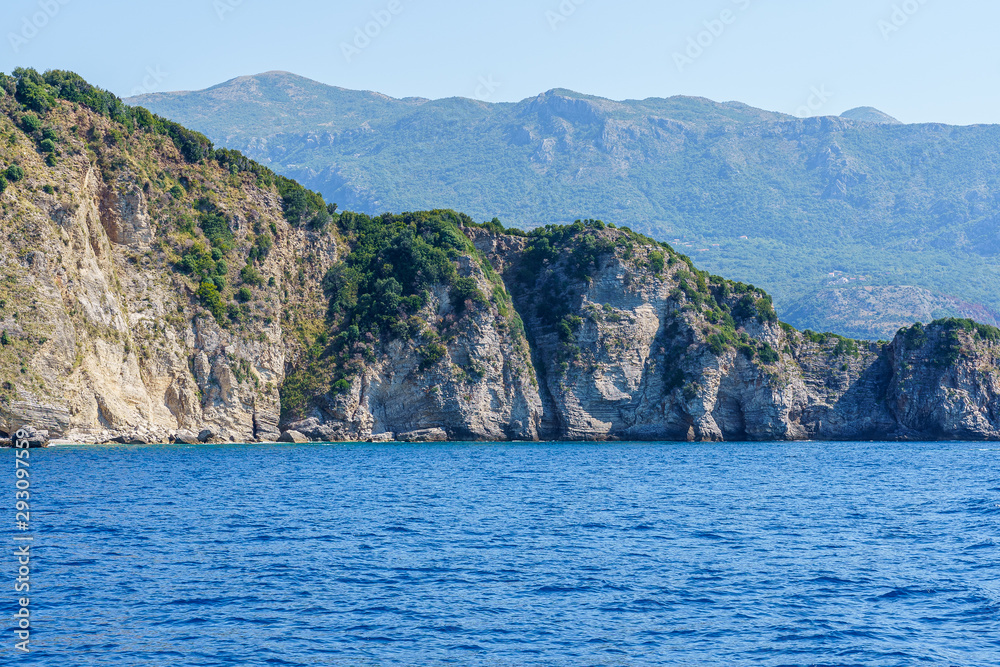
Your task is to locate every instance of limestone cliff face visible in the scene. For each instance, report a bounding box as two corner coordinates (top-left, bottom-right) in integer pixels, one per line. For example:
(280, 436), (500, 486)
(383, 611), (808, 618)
(283, 255), (542, 442)
(470, 224), (1000, 442)
(0, 96), (335, 443)
(883, 324), (1000, 439)
(472, 225), (812, 441)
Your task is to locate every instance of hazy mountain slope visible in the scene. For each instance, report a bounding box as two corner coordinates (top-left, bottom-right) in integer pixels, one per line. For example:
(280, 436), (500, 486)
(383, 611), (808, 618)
(130, 71), (427, 140)
(130, 73), (1000, 339)
(840, 107), (902, 124)
(784, 286), (1000, 341)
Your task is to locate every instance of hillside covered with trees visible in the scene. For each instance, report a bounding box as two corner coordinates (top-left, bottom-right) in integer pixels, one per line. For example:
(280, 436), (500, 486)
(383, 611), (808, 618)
(131, 71), (1000, 339)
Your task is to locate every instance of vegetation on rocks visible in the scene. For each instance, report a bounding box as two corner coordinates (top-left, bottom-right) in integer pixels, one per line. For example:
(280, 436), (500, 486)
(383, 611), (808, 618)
(3, 68), (330, 230)
(898, 318), (1000, 367)
(5, 68), (1000, 443)
(280, 209), (509, 420)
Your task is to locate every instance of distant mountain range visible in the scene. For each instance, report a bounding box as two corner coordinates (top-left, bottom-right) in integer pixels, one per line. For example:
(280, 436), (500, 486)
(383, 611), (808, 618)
(129, 72), (1000, 338)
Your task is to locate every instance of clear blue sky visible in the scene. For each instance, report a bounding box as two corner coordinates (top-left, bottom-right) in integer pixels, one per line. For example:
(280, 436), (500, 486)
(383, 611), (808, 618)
(1, 0), (996, 125)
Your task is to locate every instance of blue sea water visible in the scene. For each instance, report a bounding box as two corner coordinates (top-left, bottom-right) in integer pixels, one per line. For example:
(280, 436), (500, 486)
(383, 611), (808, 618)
(3, 440), (1000, 666)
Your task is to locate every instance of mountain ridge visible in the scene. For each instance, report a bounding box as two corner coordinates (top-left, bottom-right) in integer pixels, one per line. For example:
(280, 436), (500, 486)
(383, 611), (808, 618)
(128, 72), (1000, 340)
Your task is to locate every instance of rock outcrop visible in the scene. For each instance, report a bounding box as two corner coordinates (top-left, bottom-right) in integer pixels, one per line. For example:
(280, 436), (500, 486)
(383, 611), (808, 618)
(0, 83), (334, 443)
(468, 224), (1000, 442)
(282, 240), (541, 443)
(0, 425), (50, 448)
(277, 430), (310, 444)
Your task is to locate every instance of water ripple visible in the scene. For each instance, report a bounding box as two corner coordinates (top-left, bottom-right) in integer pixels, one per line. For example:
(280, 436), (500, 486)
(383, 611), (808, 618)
(3, 440), (999, 665)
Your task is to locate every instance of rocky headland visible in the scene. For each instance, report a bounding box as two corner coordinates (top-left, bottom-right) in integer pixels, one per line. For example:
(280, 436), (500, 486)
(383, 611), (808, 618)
(3, 70), (1000, 444)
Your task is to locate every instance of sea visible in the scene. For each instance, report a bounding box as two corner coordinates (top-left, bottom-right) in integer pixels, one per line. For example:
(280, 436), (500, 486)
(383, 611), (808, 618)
(3, 440), (999, 666)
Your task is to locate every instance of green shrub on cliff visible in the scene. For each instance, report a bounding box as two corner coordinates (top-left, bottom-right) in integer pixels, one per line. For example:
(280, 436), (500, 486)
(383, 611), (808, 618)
(327, 210), (479, 337)
(450, 276), (487, 312)
(649, 250), (665, 274)
(758, 343), (780, 364)
(20, 113), (41, 133)
(755, 296), (778, 323)
(240, 263), (264, 287)
(901, 322), (927, 350)
(464, 216), (528, 237)
(802, 330), (832, 345)
(419, 342), (447, 370)
(707, 332), (727, 356)
(179, 242), (214, 277)
(12, 68), (54, 112)
(732, 293), (777, 323)
(275, 175), (329, 228)
(248, 232), (273, 262)
(195, 199), (233, 250)
(832, 337), (859, 357)
(196, 281), (226, 323)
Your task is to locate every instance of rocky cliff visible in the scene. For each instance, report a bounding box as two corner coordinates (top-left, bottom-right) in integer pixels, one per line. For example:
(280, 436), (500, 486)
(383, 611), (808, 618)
(3, 70), (1000, 444)
(466, 224), (1000, 442)
(0, 71), (337, 443)
(278, 212), (541, 443)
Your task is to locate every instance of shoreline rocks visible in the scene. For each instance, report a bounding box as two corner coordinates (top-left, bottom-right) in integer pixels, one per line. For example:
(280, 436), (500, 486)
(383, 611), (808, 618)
(172, 430), (201, 445)
(0, 426), (51, 448)
(396, 427), (448, 443)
